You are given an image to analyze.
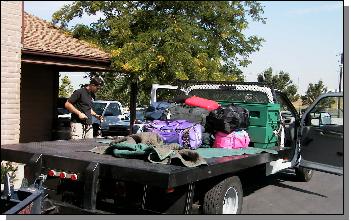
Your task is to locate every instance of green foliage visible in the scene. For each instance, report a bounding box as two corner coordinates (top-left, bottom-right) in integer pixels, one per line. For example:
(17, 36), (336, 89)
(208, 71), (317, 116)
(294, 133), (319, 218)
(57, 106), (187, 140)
(257, 67), (299, 102)
(301, 80), (328, 106)
(85, 72), (131, 106)
(53, 1), (266, 105)
(1, 162), (18, 184)
(58, 75), (74, 98)
(310, 97), (337, 113)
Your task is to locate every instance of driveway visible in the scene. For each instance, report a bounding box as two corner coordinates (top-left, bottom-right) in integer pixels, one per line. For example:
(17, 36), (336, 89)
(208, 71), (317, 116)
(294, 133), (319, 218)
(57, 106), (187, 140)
(241, 169), (344, 214)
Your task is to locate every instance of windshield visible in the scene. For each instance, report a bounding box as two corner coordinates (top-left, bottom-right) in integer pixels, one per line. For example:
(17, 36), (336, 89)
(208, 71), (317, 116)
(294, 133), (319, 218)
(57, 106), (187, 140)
(136, 111), (145, 121)
(93, 102), (107, 115)
(104, 103), (122, 116)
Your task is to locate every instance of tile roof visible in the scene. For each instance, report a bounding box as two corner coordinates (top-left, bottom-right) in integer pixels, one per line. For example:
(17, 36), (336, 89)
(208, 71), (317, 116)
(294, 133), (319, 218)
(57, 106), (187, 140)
(23, 12), (110, 61)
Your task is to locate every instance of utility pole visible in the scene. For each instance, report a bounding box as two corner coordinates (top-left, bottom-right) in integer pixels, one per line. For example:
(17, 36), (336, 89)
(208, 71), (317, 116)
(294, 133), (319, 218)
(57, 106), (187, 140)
(339, 53), (343, 93)
(337, 53), (343, 118)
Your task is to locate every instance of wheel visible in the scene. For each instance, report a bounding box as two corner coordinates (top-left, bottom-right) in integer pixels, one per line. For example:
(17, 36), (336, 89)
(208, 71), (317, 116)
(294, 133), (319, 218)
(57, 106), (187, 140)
(202, 176), (243, 214)
(295, 167), (313, 182)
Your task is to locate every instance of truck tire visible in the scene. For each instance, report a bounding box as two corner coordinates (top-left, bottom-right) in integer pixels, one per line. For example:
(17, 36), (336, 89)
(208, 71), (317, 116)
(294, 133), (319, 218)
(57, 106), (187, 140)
(202, 176), (243, 214)
(295, 167), (313, 182)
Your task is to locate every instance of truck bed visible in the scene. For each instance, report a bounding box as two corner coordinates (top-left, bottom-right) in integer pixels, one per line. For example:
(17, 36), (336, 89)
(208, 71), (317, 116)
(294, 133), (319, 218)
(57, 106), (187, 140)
(1, 139), (291, 188)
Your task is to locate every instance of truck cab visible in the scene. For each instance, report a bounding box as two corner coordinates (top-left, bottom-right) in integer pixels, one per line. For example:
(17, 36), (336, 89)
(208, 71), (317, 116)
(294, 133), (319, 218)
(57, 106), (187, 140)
(297, 92), (343, 175)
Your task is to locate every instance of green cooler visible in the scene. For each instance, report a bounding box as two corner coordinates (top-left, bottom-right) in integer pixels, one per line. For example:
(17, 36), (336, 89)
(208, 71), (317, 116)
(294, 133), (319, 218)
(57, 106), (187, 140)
(234, 102), (281, 149)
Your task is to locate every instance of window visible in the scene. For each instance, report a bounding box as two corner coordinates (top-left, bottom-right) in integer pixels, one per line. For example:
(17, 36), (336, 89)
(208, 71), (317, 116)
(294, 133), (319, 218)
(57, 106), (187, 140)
(104, 103), (122, 116)
(308, 96), (343, 126)
(93, 102), (107, 115)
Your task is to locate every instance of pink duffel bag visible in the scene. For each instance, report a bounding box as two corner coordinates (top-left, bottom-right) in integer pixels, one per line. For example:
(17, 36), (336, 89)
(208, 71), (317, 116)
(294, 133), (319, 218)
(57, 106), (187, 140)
(213, 130), (250, 149)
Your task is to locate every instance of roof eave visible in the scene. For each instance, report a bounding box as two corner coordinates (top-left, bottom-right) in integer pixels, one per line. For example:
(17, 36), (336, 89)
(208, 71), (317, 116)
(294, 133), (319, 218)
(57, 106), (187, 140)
(22, 48), (111, 63)
(22, 49), (112, 72)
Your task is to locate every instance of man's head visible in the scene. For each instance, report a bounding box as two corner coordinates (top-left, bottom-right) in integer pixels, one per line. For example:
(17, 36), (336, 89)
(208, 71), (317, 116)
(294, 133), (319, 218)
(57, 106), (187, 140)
(89, 77), (104, 93)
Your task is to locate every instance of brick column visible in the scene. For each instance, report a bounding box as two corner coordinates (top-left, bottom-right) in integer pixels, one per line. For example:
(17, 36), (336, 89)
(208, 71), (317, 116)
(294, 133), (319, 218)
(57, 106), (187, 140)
(1, 1), (22, 145)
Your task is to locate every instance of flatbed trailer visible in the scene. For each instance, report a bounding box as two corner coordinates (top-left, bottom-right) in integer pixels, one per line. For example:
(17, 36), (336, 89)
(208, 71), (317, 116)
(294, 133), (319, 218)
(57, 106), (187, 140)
(1, 139), (293, 214)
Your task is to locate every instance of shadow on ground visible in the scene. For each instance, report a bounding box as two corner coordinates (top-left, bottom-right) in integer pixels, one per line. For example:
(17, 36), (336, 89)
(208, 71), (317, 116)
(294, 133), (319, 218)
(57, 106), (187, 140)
(239, 168), (327, 198)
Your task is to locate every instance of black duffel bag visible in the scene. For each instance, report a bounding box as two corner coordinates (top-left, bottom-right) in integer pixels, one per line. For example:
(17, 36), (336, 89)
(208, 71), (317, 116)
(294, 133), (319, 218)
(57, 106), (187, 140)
(168, 105), (210, 126)
(205, 104), (249, 134)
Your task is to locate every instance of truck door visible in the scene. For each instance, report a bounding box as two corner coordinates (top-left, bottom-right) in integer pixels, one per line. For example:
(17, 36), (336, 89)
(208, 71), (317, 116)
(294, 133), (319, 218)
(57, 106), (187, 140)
(299, 93), (343, 175)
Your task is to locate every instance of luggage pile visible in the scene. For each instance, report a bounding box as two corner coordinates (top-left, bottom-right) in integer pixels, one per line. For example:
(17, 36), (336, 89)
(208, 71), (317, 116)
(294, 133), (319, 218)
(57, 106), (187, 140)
(144, 95), (251, 150)
(205, 103), (251, 149)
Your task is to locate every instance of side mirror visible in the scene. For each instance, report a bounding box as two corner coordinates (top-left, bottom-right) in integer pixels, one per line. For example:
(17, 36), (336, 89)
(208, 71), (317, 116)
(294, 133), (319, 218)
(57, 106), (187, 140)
(319, 112), (331, 125)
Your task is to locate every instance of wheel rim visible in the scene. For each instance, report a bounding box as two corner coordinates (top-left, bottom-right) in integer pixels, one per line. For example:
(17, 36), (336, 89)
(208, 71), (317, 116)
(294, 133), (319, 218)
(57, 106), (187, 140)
(222, 186), (239, 214)
(307, 169), (312, 176)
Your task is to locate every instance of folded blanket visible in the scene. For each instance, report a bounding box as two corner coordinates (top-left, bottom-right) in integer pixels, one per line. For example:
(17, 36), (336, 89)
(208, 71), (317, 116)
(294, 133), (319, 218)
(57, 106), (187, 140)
(108, 142), (153, 157)
(148, 147), (207, 167)
(195, 147), (278, 159)
(91, 132), (207, 167)
(130, 132), (164, 146)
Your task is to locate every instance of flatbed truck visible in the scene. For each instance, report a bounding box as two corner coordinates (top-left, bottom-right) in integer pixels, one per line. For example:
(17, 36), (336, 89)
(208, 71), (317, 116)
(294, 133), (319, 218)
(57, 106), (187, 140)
(1, 82), (343, 214)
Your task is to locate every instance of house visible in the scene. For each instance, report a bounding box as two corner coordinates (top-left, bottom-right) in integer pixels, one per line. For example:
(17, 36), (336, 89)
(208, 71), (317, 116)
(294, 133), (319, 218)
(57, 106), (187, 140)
(1, 1), (111, 145)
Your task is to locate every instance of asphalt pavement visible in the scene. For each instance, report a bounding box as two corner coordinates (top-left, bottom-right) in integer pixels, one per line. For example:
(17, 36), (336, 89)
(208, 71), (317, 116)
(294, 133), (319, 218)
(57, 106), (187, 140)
(241, 169), (344, 214)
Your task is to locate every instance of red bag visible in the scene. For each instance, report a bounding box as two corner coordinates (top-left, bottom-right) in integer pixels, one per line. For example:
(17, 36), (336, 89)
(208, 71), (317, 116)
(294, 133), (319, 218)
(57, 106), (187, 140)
(185, 96), (220, 111)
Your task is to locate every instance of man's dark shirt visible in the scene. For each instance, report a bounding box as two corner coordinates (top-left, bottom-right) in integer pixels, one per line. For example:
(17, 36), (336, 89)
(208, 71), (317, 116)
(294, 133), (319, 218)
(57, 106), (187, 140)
(68, 88), (94, 125)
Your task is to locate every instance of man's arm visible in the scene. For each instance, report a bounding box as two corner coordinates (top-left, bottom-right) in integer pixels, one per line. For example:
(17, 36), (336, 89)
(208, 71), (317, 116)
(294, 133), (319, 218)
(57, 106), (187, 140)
(65, 101), (87, 120)
(91, 109), (103, 121)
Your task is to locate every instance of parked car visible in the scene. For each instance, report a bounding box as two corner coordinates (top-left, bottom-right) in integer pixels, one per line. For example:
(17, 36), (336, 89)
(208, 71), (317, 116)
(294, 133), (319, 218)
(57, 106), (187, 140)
(92, 100), (127, 137)
(100, 109), (146, 137)
(280, 110), (295, 124)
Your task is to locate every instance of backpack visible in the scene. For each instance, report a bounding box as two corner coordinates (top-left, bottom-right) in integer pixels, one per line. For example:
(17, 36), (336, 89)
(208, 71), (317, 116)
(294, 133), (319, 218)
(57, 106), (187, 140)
(205, 104), (250, 134)
(213, 130), (250, 149)
(144, 120), (203, 149)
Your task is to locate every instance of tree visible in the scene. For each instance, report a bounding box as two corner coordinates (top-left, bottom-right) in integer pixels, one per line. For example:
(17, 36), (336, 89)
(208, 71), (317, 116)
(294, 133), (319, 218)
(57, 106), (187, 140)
(257, 67), (299, 102)
(59, 75), (74, 97)
(301, 80), (328, 106)
(84, 71), (131, 106)
(52, 1), (266, 104)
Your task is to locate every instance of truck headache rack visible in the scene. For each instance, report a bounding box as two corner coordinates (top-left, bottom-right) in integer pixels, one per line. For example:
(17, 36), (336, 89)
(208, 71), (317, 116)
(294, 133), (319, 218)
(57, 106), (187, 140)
(151, 81), (277, 105)
(175, 80), (276, 103)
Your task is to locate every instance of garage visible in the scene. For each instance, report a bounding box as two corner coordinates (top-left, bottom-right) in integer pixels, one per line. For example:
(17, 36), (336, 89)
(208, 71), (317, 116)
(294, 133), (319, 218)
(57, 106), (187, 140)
(20, 12), (111, 143)
(1, 2), (111, 144)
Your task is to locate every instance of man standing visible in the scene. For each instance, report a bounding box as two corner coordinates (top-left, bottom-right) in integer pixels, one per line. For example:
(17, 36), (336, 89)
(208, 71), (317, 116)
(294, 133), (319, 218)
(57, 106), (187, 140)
(65, 77), (104, 139)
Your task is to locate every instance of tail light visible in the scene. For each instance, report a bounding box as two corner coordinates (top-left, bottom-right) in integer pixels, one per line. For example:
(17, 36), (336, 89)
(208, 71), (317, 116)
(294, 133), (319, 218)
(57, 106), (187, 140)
(59, 172), (67, 179)
(70, 174), (78, 181)
(48, 169), (78, 181)
(48, 169), (56, 177)
(166, 188), (175, 193)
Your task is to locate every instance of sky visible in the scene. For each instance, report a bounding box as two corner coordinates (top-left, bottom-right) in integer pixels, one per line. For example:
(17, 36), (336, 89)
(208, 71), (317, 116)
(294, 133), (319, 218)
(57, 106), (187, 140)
(23, 1), (344, 94)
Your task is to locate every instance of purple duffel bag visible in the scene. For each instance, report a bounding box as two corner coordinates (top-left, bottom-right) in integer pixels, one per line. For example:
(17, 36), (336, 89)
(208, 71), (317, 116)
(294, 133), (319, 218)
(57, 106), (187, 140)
(144, 120), (202, 149)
